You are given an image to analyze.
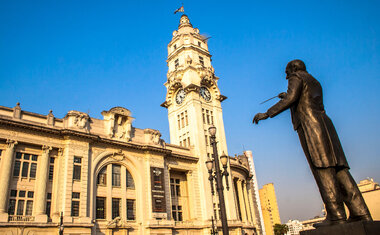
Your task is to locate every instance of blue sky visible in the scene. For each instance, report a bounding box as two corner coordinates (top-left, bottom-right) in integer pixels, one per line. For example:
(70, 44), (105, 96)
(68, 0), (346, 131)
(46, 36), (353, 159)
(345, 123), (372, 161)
(1, 0), (379, 222)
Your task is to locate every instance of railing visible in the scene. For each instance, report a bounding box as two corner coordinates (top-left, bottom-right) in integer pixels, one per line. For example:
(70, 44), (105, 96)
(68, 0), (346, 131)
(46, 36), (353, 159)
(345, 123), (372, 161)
(8, 215), (35, 222)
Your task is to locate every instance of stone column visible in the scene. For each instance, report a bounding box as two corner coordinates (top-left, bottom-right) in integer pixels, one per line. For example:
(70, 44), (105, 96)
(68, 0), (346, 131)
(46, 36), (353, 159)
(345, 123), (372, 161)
(242, 181), (253, 222)
(0, 140), (17, 221)
(237, 179), (247, 222)
(34, 145), (52, 222)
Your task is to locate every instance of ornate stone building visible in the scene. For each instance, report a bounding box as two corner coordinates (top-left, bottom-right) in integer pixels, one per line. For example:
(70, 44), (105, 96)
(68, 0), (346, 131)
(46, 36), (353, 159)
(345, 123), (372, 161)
(0, 15), (261, 235)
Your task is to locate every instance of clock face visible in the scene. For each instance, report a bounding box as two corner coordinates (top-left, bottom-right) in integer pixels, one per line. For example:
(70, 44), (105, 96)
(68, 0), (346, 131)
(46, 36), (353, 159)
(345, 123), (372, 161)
(200, 87), (211, 101)
(176, 89), (186, 104)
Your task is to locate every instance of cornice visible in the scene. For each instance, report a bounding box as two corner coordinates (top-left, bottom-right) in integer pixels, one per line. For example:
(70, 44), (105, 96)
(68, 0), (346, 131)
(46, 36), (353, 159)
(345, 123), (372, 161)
(167, 45), (211, 62)
(0, 117), (179, 156)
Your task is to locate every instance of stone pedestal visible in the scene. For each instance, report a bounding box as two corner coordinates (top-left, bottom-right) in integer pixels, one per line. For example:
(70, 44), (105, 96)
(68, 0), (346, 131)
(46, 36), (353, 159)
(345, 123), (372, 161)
(0, 213), (8, 222)
(300, 221), (380, 235)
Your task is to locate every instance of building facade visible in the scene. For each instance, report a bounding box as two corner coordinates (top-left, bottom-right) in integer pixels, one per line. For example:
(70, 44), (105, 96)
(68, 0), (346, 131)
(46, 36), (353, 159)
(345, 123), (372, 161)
(259, 183), (281, 235)
(285, 220), (303, 235)
(0, 15), (261, 235)
(245, 151), (265, 235)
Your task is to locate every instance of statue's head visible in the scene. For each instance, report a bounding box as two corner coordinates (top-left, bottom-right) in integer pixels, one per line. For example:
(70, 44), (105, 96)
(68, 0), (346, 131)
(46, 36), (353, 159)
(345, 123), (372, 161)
(286, 59), (306, 78)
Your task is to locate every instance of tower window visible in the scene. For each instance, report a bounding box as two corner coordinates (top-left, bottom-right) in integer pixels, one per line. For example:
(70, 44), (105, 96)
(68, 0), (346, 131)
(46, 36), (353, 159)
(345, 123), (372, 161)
(198, 41), (201, 47)
(173, 44), (177, 50)
(199, 56), (204, 66)
(175, 59), (179, 69)
(181, 112), (185, 128)
(177, 115), (181, 129)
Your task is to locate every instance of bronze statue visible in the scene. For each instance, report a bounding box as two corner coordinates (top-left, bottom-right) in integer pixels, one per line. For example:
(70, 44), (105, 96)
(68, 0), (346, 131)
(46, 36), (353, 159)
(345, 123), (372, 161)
(253, 60), (372, 227)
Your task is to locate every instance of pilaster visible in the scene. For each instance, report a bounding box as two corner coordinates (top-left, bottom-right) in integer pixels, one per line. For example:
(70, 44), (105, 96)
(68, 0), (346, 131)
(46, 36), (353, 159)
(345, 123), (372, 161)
(237, 179), (247, 222)
(242, 181), (253, 223)
(0, 139), (17, 222)
(34, 145), (52, 222)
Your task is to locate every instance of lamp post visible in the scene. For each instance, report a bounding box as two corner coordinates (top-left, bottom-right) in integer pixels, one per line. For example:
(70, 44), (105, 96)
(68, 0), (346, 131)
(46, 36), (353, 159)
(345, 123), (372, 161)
(205, 126), (230, 235)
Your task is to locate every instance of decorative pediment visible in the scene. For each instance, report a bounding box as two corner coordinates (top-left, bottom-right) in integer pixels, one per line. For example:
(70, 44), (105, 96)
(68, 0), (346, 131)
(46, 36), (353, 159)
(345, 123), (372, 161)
(102, 107), (134, 141)
(64, 111), (91, 132)
(144, 128), (162, 145)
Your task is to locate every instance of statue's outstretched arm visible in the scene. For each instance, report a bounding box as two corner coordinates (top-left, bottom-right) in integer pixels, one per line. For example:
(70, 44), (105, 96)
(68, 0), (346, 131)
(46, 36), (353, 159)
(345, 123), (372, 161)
(267, 76), (302, 118)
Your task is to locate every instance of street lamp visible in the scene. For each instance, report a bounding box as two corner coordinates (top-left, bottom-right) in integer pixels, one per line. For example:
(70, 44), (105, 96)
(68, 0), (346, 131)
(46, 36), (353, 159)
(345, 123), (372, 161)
(205, 125), (230, 235)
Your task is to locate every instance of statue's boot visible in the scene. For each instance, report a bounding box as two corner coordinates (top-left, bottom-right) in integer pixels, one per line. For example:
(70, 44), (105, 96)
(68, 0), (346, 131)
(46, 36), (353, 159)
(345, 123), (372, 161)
(336, 168), (373, 223)
(311, 168), (347, 228)
(313, 201), (346, 228)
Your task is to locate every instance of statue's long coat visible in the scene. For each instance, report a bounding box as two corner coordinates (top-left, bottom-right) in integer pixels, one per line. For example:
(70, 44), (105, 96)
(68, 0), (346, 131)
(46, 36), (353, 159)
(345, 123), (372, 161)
(266, 71), (349, 168)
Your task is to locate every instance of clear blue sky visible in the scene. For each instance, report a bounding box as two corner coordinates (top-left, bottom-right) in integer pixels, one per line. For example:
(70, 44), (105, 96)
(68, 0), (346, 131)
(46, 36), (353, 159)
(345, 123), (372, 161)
(1, 0), (379, 222)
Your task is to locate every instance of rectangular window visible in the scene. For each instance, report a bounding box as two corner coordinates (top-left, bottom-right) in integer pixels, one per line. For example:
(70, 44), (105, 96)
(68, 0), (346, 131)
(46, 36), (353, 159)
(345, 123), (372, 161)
(8, 199), (16, 215)
(29, 163), (37, 178)
(177, 115), (181, 129)
(46, 193), (52, 217)
(49, 157), (55, 180)
(170, 178), (181, 197)
(71, 192), (80, 217)
(206, 109), (210, 125)
(25, 201), (33, 215)
(112, 165), (121, 186)
(21, 162), (29, 177)
(13, 152), (38, 180)
(73, 157), (82, 180)
(13, 161), (21, 177)
(187, 137), (190, 146)
(127, 199), (136, 220)
(210, 111), (214, 125)
(205, 135), (208, 146)
(202, 109), (205, 123)
(16, 200), (24, 215)
(198, 41), (201, 47)
(172, 205), (183, 221)
(181, 112), (184, 128)
(199, 56), (204, 66)
(112, 198), (121, 219)
(175, 59), (179, 69)
(173, 44), (177, 50)
(96, 197), (106, 219)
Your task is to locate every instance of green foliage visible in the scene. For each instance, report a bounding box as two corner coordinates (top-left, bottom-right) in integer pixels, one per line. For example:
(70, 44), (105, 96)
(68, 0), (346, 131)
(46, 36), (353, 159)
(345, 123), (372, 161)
(274, 223), (289, 235)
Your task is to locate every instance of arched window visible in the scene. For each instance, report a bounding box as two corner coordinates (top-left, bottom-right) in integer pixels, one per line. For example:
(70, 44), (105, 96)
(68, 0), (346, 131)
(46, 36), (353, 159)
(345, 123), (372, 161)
(96, 163), (136, 221)
(97, 167), (107, 185)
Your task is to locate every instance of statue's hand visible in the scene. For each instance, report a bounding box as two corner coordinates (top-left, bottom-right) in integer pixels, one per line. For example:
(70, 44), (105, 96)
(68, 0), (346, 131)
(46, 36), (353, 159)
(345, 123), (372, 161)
(253, 113), (269, 124)
(278, 92), (287, 99)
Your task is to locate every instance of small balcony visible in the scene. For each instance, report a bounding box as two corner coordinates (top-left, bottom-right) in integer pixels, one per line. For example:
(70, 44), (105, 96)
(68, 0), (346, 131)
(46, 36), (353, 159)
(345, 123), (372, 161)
(8, 215), (35, 222)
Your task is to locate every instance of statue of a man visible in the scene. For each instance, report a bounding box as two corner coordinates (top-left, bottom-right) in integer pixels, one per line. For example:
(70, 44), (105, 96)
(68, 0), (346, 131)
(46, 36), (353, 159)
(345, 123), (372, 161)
(253, 60), (372, 227)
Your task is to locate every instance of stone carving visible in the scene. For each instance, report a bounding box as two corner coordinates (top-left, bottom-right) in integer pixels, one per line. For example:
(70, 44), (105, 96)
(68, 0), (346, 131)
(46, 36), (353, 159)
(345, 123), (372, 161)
(13, 102), (21, 119)
(111, 149), (125, 161)
(6, 139), (18, 148)
(42, 145), (52, 154)
(64, 111), (91, 132)
(47, 110), (54, 126)
(144, 129), (162, 145)
(186, 55), (192, 65)
(102, 107), (134, 141)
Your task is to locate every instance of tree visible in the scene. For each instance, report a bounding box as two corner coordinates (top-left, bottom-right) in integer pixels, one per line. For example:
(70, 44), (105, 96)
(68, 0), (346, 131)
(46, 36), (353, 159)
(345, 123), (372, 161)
(274, 223), (289, 235)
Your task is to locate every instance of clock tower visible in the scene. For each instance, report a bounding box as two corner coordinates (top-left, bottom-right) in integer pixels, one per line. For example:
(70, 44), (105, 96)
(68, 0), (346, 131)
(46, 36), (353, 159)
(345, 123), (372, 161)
(161, 15), (238, 221)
